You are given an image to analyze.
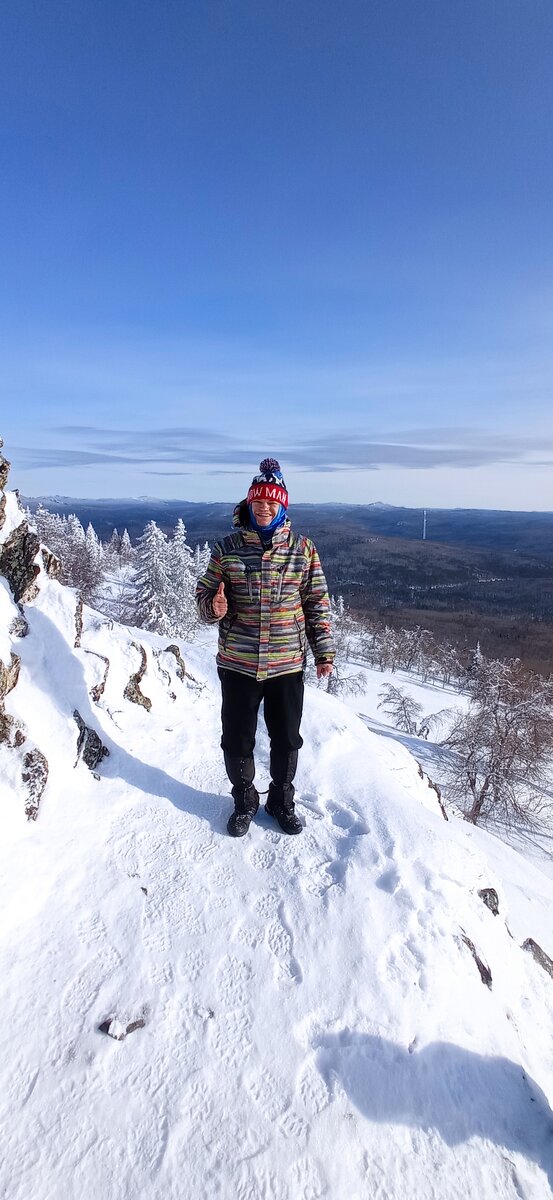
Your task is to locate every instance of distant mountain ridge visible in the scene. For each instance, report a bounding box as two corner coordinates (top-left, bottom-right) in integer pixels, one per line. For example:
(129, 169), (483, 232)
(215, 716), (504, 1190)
(23, 496), (553, 558)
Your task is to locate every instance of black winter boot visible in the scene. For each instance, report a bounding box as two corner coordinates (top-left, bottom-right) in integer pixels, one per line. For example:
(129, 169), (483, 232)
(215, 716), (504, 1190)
(265, 749), (302, 835)
(224, 753), (259, 837)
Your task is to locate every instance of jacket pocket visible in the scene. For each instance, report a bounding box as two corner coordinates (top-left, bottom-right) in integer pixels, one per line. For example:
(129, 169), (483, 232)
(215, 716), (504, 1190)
(294, 615), (305, 653)
(221, 614), (237, 648)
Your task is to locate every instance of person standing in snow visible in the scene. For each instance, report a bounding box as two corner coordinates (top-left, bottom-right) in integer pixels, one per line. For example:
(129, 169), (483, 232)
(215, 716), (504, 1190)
(196, 458), (335, 838)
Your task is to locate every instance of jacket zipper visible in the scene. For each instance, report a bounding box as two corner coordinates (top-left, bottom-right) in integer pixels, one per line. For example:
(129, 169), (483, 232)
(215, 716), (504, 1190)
(245, 565), (254, 601)
(274, 566), (285, 603)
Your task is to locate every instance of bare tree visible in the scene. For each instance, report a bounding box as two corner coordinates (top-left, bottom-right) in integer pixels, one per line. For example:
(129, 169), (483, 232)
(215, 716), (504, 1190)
(307, 595), (365, 696)
(441, 659), (553, 829)
(377, 683), (447, 739)
(378, 683), (423, 734)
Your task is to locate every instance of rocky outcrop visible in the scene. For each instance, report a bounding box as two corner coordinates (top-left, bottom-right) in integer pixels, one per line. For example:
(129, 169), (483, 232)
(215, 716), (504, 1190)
(164, 644), (187, 682)
(522, 938), (553, 980)
(0, 523), (61, 604)
(460, 931), (492, 989)
(417, 762), (448, 821)
(98, 1016), (146, 1040)
(0, 651), (21, 701)
(0, 438), (9, 491)
(124, 642), (152, 711)
(9, 612), (29, 639)
(0, 443), (60, 604)
(478, 887), (499, 916)
(22, 748), (49, 821)
(0, 446), (61, 819)
(74, 594), (84, 648)
(74, 710), (110, 771)
(0, 651), (22, 745)
(85, 650), (110, 703)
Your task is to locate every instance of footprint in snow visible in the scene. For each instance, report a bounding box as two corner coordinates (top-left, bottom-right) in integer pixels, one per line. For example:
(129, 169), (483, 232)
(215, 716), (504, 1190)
(249, 846), (276, 871)
(127, 1108), (168, 1177)
(216, 955), (252, 1009)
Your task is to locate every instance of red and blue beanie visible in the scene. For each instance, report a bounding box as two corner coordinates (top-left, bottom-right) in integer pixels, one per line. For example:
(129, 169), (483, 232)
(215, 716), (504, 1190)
(247, 458), (289, 509)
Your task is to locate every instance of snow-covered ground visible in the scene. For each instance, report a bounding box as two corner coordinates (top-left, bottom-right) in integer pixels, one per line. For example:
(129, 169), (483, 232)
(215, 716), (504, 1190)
(2, 576), (553, 1199)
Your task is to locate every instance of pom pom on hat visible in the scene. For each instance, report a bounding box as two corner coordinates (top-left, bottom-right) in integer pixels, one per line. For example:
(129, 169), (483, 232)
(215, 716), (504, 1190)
(247, 456), (289, 509)
(259, 457), (281, 474)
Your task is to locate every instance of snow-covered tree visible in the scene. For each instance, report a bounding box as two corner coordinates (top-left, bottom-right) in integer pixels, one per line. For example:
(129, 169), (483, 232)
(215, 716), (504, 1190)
(79, 522), (104, 600)
(120, 529), (135, 566)
(165, 518), (197, 639)
(194, 541), (211, 578)
(134, 520), (173, 635)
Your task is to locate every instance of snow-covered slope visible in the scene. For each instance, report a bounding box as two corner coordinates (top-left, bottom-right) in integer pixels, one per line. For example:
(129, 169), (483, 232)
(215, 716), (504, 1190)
(2, 574), (553, 1200)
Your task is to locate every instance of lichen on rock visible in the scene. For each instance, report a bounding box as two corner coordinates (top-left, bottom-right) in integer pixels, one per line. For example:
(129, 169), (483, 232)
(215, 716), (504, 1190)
(74, 710), (110, 770)
(124, 642), (152, 711)
(164, 643), (187, 681)
(85, 650), (111, 702)
(74, 594), (84, 648)
(0, 523), (41, 604)
(0, 441), (10, 492)
(522, 938), (553, 980)
(0, 651), (21, 702)
(22, 747), (49, 821)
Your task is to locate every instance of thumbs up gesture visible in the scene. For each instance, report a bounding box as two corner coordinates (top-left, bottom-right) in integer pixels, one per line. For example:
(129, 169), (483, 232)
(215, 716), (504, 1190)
(212, 580), (228, 620)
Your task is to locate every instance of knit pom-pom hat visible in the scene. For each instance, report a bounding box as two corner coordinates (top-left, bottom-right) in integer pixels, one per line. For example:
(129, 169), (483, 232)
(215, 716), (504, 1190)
(247, 457), (288, 509)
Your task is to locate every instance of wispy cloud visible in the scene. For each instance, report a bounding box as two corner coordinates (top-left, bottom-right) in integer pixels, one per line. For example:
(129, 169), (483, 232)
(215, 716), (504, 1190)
(13, 425), (552, 474)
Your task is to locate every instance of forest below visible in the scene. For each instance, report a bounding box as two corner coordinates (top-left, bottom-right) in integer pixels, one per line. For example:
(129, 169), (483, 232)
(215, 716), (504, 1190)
(24, 497), (553, 672)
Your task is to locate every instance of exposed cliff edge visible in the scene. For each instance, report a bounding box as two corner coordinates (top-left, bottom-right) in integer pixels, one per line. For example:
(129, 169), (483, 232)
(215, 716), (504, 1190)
(0, 436), (60, 816)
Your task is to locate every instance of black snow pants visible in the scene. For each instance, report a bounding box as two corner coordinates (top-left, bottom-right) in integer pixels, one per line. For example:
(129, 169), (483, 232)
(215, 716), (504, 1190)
(218, 667), (304, 760)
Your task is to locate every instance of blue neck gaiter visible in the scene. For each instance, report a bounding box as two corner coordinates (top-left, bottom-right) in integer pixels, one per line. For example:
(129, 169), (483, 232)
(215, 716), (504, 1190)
(248, 504), (286, 542)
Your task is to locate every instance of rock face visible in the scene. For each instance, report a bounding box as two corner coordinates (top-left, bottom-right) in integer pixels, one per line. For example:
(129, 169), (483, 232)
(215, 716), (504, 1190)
(0, 652), (22, 744)
(0, 440), (10, 492)
(74, 594), (84, 649)
(0, 524), (48, 604)
(0, 442), (57, 817)
(460, 931), (493, 989)
(9, 613), (29, 639)
(165, 644), (186, 681)
(478, 887), (500, 916)
(22, 748), (49, 821)
(74, 710), (110, 771)
(522, 938), (553, 980)
(124, 642), (152, 711)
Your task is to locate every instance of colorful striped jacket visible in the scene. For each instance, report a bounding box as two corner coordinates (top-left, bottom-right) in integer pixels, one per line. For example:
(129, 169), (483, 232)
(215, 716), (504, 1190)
(196, 505), (335, 681)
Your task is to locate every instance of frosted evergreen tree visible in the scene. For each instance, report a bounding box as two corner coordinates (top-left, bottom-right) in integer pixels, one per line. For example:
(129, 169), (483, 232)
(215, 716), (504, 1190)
(166, 518), (197, 639)
(33, 505), (66, 564)
(106, 527), (122, 565)
(194, 541), (211, 578)
(65, 514), (86, 585)
(81, 522), (104, 599)
(120, 528), (135, 565)
(134, 520), (173, 635)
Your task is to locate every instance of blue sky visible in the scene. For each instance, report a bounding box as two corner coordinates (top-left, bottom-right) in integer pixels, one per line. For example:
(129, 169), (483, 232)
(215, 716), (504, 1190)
(1, 0), (553, 509)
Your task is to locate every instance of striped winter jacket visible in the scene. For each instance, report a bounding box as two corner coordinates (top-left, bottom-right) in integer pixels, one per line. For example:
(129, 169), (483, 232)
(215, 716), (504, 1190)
(196, 505), (335, 681)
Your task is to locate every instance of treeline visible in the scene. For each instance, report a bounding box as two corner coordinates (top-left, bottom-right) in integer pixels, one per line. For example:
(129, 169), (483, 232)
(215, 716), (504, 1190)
(29, 505), (211, 640)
